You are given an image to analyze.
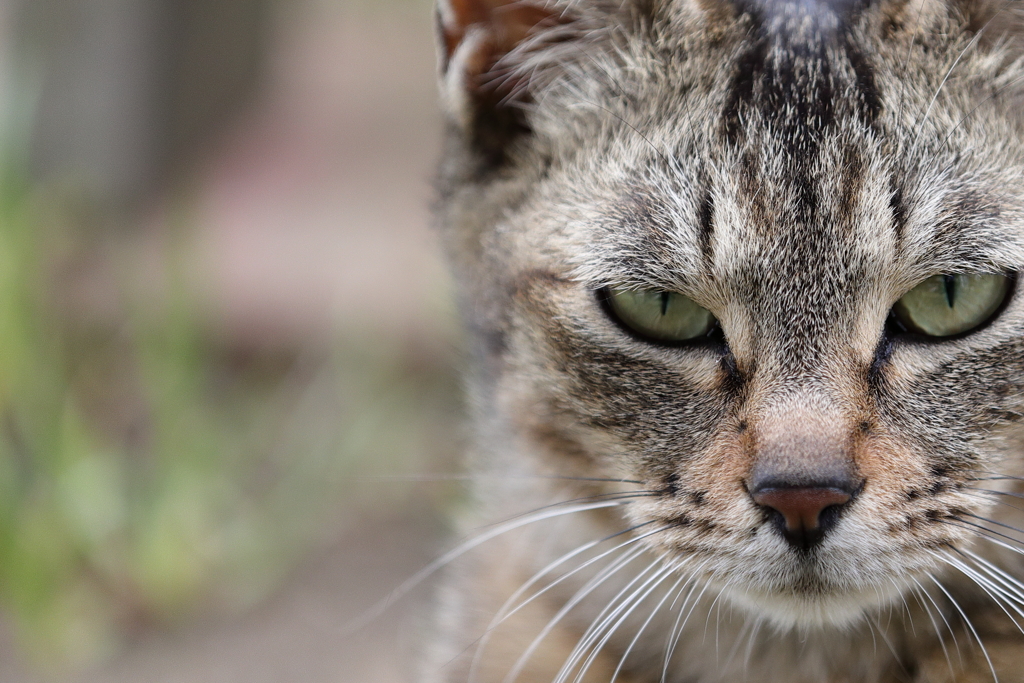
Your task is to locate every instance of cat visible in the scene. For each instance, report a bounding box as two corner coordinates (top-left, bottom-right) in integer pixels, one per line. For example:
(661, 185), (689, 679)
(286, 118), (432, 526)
(426, 0), (1024, 680)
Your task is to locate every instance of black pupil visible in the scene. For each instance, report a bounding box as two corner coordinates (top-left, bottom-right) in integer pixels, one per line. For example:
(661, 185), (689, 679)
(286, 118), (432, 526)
(943, 275), (956, 308)
(660, 291), (670, 316)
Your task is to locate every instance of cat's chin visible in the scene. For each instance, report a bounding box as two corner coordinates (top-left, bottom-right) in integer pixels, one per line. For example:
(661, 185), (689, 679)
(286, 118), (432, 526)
(723, 581), (908, 630)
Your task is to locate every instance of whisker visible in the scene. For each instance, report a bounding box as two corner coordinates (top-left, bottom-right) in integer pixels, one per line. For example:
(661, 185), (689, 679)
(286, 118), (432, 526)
(941, 518), (1024, 552)
(916, 574), (965, 667)
(881, 581), (897, 632)
(869, 617), (906, 675)
(896, 0), (930, 132)
(702, 580), (731, 648)
(573, 97), (669, 166)
(909, 578), (957, 676)
(965, 487), (1024, 501)
(928, 572), (1000, 683)
(959, 488), (1024, 515)
(558, 559), (674, 683)
(480, 491), (658, 531)
(661, 565), (712, 683)
(938, 552), (1024, 641)
(609, 566), (690, 683)
(742, 616), (763, 676)
(578, 564), (679, 683)
(713, 584), (728, 661)
(722, 615), (755, 673)
(567, 562), (674, 682)
(956, 548), (1024, 607)
(971, 466), (1024, 483)
(961, 512), (1024, 538)
(970, 473), (1024, 483)
(353, 473), (645, 484)
(503, 536), (665, 683)
(567, 41), (634, 108)
(889, 576), (916, 637)
(942, 519), (1024, 580)
(345, 499), (631, 634)
(911, 0), (1013, 154)
(911, 29), (985, 153)
(468, 521), (663, 681)
(940, 57), (1024, 149)
(866, 606), (878, 657)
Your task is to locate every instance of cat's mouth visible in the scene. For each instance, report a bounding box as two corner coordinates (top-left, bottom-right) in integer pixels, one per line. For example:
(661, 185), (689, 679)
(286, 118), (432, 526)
(635, 492), (965, 629)
(671, 535), (936, 629)
(722, 579), (912, 629)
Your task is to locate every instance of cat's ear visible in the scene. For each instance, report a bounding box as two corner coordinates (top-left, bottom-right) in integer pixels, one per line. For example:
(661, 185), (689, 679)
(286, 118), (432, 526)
(436, 0), (576, 160)
(958, 0), (1024, 47)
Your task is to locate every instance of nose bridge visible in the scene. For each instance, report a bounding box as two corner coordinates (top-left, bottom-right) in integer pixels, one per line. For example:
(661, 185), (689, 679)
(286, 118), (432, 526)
(744, 386), (864, 549)
(746, 384), (861, 490)
(744, 235), (856, 373)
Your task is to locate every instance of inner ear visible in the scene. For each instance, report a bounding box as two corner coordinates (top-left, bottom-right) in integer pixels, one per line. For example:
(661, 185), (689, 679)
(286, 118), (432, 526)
(436, 0), (575, 162)
(439, 0), (564, 74)
(959, 0), (1024, 50)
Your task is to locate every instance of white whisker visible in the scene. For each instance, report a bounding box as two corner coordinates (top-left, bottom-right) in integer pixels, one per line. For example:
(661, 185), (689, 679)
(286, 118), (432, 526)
(347, 499), (629, 634)
(470, 523), (665, 681)
(869, 616), (904, 674)
(938, 552), (1024, 635)
(503, 542), (652, 683)
(558, 560), (674, 683)
(701, 580), (732, 649)
(928, 572), (999, 683)
(742, 615), (763, 677)
(909, 577), (956, 677)
(609, 566), (690, 683)
(910, 30), (985, 153)
(896, 0), (930, 131)
(944, 519), (1024, 559)
(961, 549), (1024, 604)
(661, 564), (712, 683)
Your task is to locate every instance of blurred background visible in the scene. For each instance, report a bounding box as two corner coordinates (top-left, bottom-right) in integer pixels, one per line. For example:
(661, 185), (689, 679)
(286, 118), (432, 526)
(0, 0), (458, 680)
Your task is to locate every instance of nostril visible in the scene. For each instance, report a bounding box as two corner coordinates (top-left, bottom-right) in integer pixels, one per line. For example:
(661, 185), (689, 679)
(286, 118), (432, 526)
(750, 486), (854, 549)
(752, 487), (852, 532)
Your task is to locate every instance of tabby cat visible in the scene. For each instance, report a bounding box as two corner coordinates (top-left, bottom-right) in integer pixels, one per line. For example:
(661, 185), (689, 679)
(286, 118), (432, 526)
(427, 0), (1024, 680)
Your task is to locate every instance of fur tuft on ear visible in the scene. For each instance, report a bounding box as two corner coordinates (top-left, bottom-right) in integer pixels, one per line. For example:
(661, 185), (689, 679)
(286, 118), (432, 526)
(436, 0), (579, 160)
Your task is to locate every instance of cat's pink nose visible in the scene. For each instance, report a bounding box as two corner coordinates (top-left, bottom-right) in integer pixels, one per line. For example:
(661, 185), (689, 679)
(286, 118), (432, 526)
(750, 487), (853, 550)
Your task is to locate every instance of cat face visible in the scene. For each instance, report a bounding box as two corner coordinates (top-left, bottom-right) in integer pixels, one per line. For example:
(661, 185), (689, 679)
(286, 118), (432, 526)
(437, 0), (1024, 630)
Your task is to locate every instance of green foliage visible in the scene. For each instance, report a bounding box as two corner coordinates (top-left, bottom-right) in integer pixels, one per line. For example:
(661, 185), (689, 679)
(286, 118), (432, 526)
(0, 169), (457, 675)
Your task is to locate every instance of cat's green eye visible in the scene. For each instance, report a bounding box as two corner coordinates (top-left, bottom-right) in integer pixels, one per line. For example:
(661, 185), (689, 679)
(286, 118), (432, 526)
(891, 273), (1012, 338)
(603, 287), (717, 343)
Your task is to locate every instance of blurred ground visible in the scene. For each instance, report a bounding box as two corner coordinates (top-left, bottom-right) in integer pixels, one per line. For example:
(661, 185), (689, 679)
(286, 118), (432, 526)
(3, 510), (445, 683)
(72, 510), (443, 683)
(0, 1), (456, 681)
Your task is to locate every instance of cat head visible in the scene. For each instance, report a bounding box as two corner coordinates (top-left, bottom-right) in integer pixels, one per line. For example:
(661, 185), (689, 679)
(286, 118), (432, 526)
(435, 0), (1024, 628)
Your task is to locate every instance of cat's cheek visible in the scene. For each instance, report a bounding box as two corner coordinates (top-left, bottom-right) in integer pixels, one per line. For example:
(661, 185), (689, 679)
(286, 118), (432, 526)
(629, 434), (758, 548)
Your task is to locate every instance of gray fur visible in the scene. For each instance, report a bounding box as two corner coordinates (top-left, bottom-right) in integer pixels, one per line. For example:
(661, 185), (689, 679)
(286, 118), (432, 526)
(430, 0), (1024, 680)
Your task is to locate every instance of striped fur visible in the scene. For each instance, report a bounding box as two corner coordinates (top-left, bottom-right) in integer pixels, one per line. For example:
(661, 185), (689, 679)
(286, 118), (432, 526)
(430, 0), (1024, 680)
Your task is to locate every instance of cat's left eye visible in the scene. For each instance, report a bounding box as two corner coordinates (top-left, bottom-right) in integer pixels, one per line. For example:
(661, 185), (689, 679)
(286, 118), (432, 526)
(602, 287), (718, 343)
(891, 273), (1012, 338)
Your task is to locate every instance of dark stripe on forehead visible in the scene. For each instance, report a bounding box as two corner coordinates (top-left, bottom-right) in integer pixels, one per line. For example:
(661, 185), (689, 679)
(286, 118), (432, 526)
(841, 32), (882, 128)
(721, 24), (836, 148)
(720, 0), (880, 146)
(889, 182), (907, 244)
(731, 0), (871, 26)
(698, 188), (716, 262)
(722, 29), (769, 144)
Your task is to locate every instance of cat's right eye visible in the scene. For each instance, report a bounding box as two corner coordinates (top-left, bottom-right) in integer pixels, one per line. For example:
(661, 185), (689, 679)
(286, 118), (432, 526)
(601, 287), (717, 343)
(891, 273), (1012, 338)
